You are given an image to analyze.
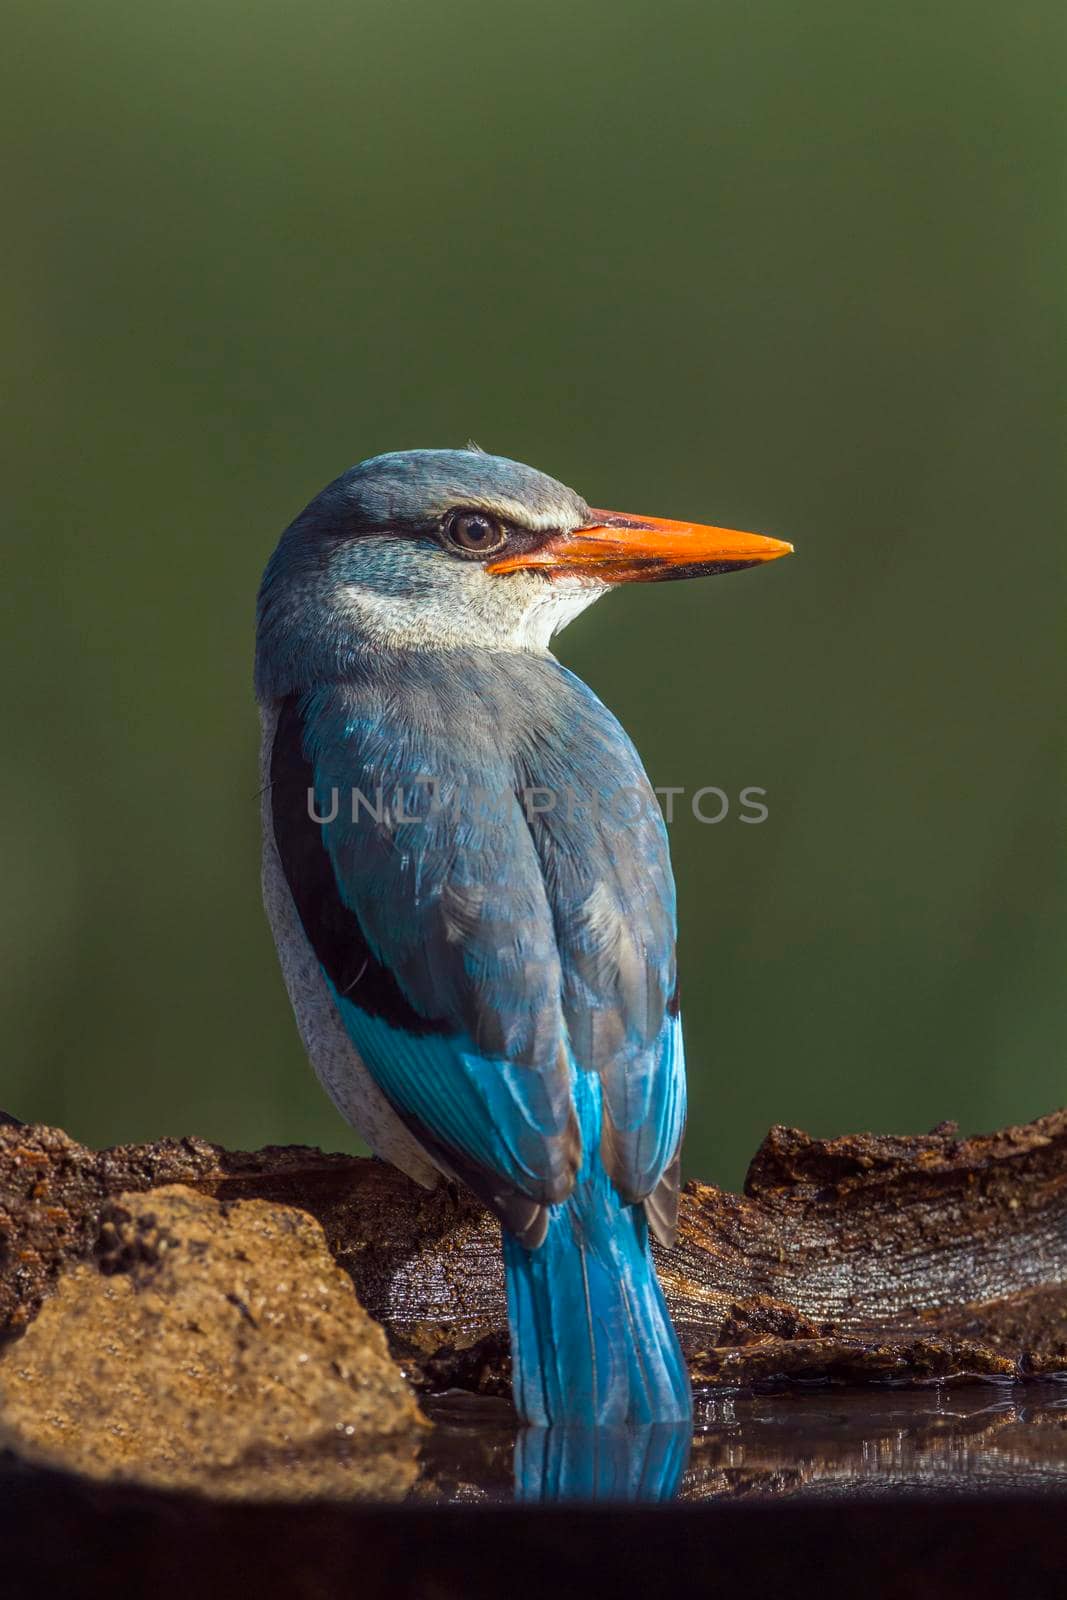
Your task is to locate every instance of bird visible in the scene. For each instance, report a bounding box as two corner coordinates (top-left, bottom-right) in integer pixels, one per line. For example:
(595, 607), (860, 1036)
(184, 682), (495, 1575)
(255, 447), (791, 1428)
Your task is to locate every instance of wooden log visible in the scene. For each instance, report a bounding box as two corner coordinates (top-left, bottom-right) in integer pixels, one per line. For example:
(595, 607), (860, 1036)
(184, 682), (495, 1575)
(1, 1109), (1064, 1391)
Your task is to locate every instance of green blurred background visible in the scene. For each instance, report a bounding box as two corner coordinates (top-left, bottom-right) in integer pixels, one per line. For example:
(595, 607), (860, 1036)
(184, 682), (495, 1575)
(4, 0), (1063, 1189)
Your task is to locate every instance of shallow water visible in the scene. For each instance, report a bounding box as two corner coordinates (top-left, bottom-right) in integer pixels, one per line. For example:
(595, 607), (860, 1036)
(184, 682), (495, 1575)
(4, 1382), (1067, 1600)
(415, 1383), (1067, 1503)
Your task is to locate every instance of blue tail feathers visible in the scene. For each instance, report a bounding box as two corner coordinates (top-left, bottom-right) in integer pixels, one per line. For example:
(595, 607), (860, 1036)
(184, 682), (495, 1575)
(503, 1075), (691, 1427)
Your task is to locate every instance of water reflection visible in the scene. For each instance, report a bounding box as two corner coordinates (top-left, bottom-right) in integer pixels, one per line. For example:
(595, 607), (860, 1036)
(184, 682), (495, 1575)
(686, 1387), (1067, 1499)
(515, 1422), (690, 1503)
(415, 1385), (1067, 1504)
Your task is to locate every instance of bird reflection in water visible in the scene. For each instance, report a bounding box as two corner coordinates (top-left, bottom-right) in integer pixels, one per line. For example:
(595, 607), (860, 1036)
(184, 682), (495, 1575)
(515, 1423), (690, 1503)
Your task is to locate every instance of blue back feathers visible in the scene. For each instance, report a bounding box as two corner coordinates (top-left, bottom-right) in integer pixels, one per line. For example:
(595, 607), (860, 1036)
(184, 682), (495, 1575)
(270, 648), (685, 1230)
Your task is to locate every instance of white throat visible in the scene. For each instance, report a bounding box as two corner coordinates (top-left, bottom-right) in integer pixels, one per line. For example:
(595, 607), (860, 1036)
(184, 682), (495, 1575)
(337, 540), (608, 653)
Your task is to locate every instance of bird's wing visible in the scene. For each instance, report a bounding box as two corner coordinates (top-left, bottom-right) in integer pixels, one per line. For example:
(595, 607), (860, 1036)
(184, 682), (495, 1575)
(270, 684), (577, 1244)
(521, 663), (686, 1239)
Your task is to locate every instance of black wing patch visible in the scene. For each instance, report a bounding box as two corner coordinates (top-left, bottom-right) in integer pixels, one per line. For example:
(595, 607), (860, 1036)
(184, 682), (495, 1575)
(269, 695), (451, 1037)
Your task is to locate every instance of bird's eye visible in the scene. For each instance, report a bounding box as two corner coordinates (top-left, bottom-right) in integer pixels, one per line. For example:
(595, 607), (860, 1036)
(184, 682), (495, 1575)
(444, 510), (508, 557)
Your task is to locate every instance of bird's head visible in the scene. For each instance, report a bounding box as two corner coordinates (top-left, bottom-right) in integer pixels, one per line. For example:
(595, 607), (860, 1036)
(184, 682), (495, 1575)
(255, 447), (791, 698)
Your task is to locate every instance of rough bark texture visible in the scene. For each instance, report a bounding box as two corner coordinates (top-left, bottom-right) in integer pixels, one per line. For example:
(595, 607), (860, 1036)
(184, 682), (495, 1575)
(1, 1109), (1065, 1393)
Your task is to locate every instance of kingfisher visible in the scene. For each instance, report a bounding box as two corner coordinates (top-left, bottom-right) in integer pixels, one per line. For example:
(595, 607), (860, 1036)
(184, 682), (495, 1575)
(255, 448), (790, 1428)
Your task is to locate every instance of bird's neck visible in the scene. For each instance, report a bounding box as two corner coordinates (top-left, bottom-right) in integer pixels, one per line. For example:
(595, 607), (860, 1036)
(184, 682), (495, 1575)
(255, 575), (606, 702)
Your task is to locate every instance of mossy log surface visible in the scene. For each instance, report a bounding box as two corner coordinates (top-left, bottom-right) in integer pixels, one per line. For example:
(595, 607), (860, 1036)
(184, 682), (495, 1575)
(1, 1109), (1065, 1392)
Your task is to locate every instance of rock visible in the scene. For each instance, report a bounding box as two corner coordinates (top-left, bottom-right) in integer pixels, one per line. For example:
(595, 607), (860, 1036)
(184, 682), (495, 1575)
(0, 1185), (425, 1500)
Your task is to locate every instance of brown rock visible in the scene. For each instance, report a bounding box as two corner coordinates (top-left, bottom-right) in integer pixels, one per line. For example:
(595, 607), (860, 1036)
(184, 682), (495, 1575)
(0, 1184), (425, 1500)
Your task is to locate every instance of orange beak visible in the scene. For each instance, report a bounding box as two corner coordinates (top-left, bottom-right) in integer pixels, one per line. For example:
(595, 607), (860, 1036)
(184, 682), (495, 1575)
(487, 509), (793, 582)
